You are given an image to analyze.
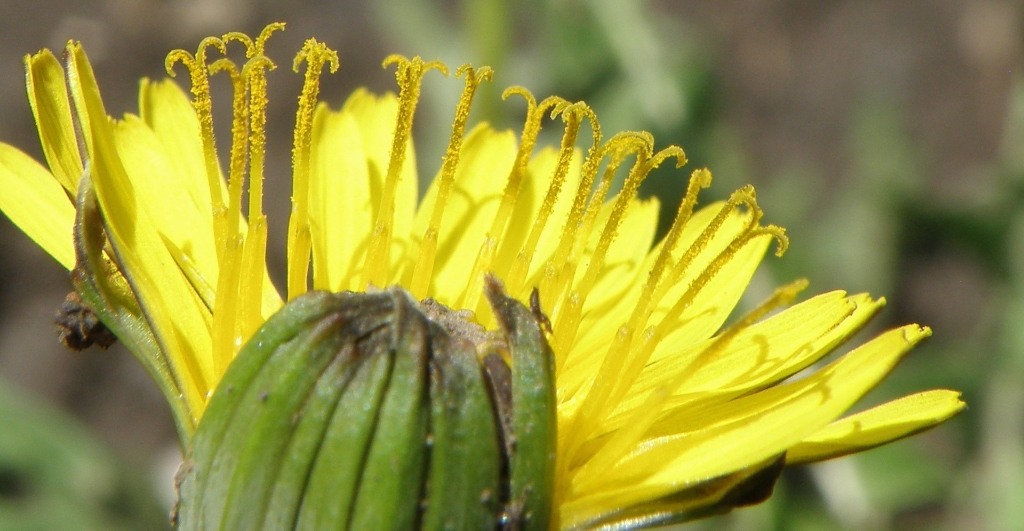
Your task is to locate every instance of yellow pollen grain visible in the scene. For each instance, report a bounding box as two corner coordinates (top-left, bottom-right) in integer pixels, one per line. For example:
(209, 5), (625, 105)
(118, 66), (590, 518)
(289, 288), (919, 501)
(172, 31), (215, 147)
(363, 56), (448, 289)
(637, 168), (711, 316)
(287, 39), (339, 300)
(410, 64), (492, 299)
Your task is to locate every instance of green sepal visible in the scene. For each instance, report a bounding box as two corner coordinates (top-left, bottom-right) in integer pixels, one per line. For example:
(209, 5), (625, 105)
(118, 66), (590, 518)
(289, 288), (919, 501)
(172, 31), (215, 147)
(294, 343), (394, 529)
(422, 323), (503, 529)
(214, 314), (349, 529)
(261, 334), (362, 529)
(177, 285), (557, 530)
(349, 291), (431, 529)
(71, 165), (193, 440)
(486, 277), (557, 530)
(175, 291), (345, 530)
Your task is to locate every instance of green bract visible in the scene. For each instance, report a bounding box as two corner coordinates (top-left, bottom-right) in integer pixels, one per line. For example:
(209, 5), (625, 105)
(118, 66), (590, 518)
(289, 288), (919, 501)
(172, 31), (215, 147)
(174, 278), (555, 530)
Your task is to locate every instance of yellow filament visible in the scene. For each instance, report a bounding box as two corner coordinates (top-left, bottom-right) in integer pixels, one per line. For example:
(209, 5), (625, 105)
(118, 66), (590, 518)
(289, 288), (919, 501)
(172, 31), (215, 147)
(552, 140), (676, 473)
(210, 236), (243, 376)
(534, 105), (600, 303)
(287, 39), (340, 300)
(637, 168), (712, 311)
(459, 90), (565, 313)
(576, 145), (685, 303)
(603, 168), (710, 351)
(649, 186), (759, 316)
(238, 216), (268, 337)
(205, 59), (246, 378)
(570, 132), (654, 263)
(552, 142), (685, 361)
(546, 138), (637, 365)
(560, 168), (714, 382)
(167, 38), (240, 382)
(165, 38), (229, 260)
(195, 23), (285, 377)
(234, 50), (276, 337)
(363, 56), (448, 289)
(207, 59), (247, 240)
(226, 25), (283, 218)
(545, 133), (656, 338)
(608, 223), (790, 414)
(164, 39), (226, 211)
(504, 101), (591, 298)
(227, 26), (284, 337)
(410, 65), (493, 299)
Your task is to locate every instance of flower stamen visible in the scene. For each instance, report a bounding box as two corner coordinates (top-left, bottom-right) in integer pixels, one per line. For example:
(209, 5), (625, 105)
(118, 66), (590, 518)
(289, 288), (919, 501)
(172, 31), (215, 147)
(559, 185), (789, 478)
(288, 39), (340, 300)
(234, 55), (277, 342)
(534, 105), (602, 306)
(207, 57), (246, 377)
(410, 65), (493, 299)
(165, 37), (228, 253)
(459, 89), (565, 314)
(505, 101), (593, 299)
(551, 143), (685, 358)
(363, 56), (448, 289)
(220, 24), (285, 338)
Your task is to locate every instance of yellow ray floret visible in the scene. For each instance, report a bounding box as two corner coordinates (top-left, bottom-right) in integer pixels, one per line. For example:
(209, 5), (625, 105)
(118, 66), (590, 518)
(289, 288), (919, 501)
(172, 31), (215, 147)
(0, 23), (964, 528)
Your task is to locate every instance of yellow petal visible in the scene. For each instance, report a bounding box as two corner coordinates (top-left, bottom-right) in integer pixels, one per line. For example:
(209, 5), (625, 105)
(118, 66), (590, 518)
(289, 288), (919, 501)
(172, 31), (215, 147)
(113, 115), (220, 287)
(787, 389), (966, 463)
(65, 42), (213, 417)
(562, 325), (929, 525)
(308, 103), (374, 292)
(585, 291), (883, 434)
(25, 49), (82, 195)
(138, 78), (214, 222)
(0, 143), (75, 269)
(340, 89), (417, 277)
(655, 292), (883, 397)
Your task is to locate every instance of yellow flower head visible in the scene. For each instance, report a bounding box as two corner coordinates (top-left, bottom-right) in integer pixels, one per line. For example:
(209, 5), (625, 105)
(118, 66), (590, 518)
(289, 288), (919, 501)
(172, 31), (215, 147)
(0, 24), (963, 528)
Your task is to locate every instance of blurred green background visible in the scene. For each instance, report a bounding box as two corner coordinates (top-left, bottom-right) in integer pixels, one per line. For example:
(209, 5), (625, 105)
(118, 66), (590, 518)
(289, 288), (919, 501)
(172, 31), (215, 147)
(0, 0), (1018, 529)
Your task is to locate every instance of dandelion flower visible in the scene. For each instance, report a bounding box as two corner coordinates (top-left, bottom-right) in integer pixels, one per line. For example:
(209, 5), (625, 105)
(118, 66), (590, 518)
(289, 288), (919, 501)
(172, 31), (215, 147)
(0, 24), (964, 528)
